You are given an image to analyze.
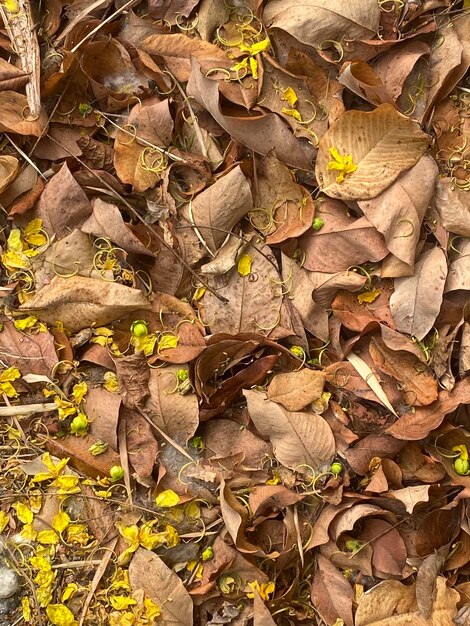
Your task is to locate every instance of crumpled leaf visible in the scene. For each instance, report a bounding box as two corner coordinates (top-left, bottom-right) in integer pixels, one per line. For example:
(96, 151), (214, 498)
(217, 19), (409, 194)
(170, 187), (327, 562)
(315, 104), (429, 200)
(264, 0), (380, 48)
(267, 369), (326, 412)
(243, 389), (335, 471)
(20, 276), (150, 333)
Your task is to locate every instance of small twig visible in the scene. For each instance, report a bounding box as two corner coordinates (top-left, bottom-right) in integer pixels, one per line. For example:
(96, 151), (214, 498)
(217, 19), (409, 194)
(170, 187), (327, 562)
(139, 410), (194, 462)
(188, 199), (215, 258)
(0, 402), (56, 416)
(5, 134), (46, 180)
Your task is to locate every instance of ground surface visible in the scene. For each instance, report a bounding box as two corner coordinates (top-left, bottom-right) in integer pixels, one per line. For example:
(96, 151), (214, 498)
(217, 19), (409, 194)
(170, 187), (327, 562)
(0, 1), (469, 625)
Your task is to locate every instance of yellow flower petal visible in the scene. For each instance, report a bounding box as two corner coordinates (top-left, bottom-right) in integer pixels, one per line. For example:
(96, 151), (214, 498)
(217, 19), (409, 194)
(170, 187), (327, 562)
(14, 502), (33, 524)
(61, 583), (78, 602)
(72, 381), (87, 404)
(282, 87), (298, 107)
(22, 596), (31, 622)
(357, 289), (381, 304)
(109, 595), (137, 610)
(281, 107), (302, 122)
(53, 510), (70, 533)
(0, 510), (9, 533)
(37, 529), (60, 545)
(46, 603), (76, 626)
(155, 489), (180, 508)
(157, 334), (178, 353)
(237, 253), (253, 277)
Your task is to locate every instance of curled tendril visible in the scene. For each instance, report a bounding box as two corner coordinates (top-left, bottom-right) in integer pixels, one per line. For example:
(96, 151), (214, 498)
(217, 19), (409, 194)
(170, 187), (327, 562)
(393, 219), (415, 239)
(118, 124), (137, 146)
(317, 39), (344, 63)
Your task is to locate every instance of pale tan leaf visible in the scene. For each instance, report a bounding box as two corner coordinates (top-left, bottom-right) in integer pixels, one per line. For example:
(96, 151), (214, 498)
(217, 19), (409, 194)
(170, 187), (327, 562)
(128, 548), (193, 626)
(264, 0), (380, 48)
(390, 485), (431, 514)
(315, 104), (429, 200)
(243, 389), (335, 471)
(0, 155), (19, 193)
(389, 247), (447, 341)
(253, 592), (277, 626)
(355, 577), (458, 626)
(346, 351), (397, 416)
(435, 178), (470, 236)
(267, 369), (326, 412)
(20, 276), (150, 333)
(185, 165), (252, 253)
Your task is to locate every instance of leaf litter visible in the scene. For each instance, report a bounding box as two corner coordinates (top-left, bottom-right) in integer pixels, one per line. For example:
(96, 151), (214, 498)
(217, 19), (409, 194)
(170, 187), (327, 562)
(0, 2), (469, 626)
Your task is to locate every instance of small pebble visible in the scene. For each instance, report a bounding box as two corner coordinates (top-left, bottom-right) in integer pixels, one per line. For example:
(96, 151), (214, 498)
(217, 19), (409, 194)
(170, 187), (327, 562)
(0, 566), (19, 599)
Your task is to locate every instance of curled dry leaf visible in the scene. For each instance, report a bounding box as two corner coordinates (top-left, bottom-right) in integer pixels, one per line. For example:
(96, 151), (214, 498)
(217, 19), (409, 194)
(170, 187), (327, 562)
(0, 156), (19, 194)
(315, 104), (429, 200)
(390, 247), (447, 341)
(20, 276), (150, 333)
(387, 378), (470, 440)
(355, 577), (458, 626)
(243, 389), (335, 471)
(267, 369), (326, 411)
(264, 0), (380, 48)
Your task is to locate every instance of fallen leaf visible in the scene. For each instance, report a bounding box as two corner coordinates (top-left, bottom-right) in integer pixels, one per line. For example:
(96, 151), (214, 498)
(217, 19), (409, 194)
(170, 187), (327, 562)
(243, 389), (335, 471)
(311, 554), (354, 626)
(128, 548), (193, 626)
(86, 387), (121, 451)
(389, 247), (447, 341)
(0, 318), (59, 377)
(435, 178), (470, 236)
(355, 577), (458, 626)
(416, 551), (446, 620)
(114, 352), (150, 410)
(387, 378), (470, 440)
(267, 369), (326, 411)
(20, 276), (150, 333)
(315, 104), (429, 200)
(264, 0), (380, 48)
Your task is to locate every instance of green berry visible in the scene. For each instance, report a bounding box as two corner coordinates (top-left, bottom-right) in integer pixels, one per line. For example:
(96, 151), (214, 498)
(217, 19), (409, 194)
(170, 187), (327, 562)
(177, 369), (189, 382)
(290, 345), (305, 359)
(330, 461), (343, 476)
(131, 320), (148, 338)
(454, 458), (470, 475)
(109, 465), (124, 481)
(312, 217), (325, 231)
(202, 546), (214, 561)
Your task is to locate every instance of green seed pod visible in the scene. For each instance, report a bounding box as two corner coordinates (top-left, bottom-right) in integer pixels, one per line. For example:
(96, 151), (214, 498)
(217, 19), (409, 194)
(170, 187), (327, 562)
(177, 369), (189, 382)
(131, 320), (148, 338)
(454, 457), (470, 475)
(330, 461), (343, 476)
(109, 465), (125, 481)
(312, 217), (325, 231)
(202, 546), (214, 562)
(290, 345), (305, 359)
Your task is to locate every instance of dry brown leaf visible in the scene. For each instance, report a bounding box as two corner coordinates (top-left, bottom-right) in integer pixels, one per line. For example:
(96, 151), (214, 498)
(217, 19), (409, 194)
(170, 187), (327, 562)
(369, 337), (438, 406)
(435, 178), (470, 236)
(188, 58), (316, 170)
(358, 156), (438, 273)
(46, 433), (121, 479)
(114, 352), (150, 410)
(86, 387), (121, 451)
(20, 276), (150, 333)
(315, 104), (429, 200)
(202, 419), (271, 470)
(122, 407), (158, 482)
(184, 165), (252, 253)
(82, 198), (154, 257)
(390, 247), (447, 341)
(243, 389), (335, 471)
(355, 577), (458, 626)
(0, 91), (47, 136)
(416, 551), (446, 620)
(311, 554), (354, 626)
(253, 592), (276, 626)
(387, 378), (470, 440)
(33, 162), (92, 239)
(267, 369), (326, 411)
(390, 485), (431, 514)
(338, 61), (393, 106)
(0, 318), (59, 377)
(301, 198), (388, 272)
(114, 98), (174, 192)
(264, 0), (380, 48)
(128, 548), (193, 626)
(0, 155), (19, 193)
(145, 365), (199, 443)
(202, 245), (283, 336)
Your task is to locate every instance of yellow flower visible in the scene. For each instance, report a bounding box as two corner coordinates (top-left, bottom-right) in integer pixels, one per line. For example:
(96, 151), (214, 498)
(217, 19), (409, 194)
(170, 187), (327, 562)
(143, 598), (161, 620)
(281, 87), (298, 107)
(65, 523), (90, 545)
(247, 580), (275, 600)
(155, 489), (180, 508)
(22, 596), (31, 622)
(72, 381), (87, 404)
(157, 334), (178, 354)
(62, 583), (78, 602)
(453, 444), (469, 461)
(327, 147), (358, 183)
(138, 524), (167, 551)
(46, 603), (77, 626)
(103, 371), (119, 392)
(23, 219), (47, 248)
(51, 474), (80, 495)
(21, 523), (37, 541)
(237, 253), (253, 277)
(31, 453), (69, 483)
(0, 510), (9, 532)
(13, 316), (47, 333)
(116, 523), (140, 565)
(357, 288), (381, 304)
(14, 502), (33, 524)
(187, 560), (204, 579)
(282, 107), (302, 122)
(54, 396), (77, 420)
(239, 37), (270, 55)
(53, 511), (70, 533)
(163, 524), (180, 548)
(0, 366), (21, 397)
(37, 529), (60, 545)
(109, 595), (137, 610)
